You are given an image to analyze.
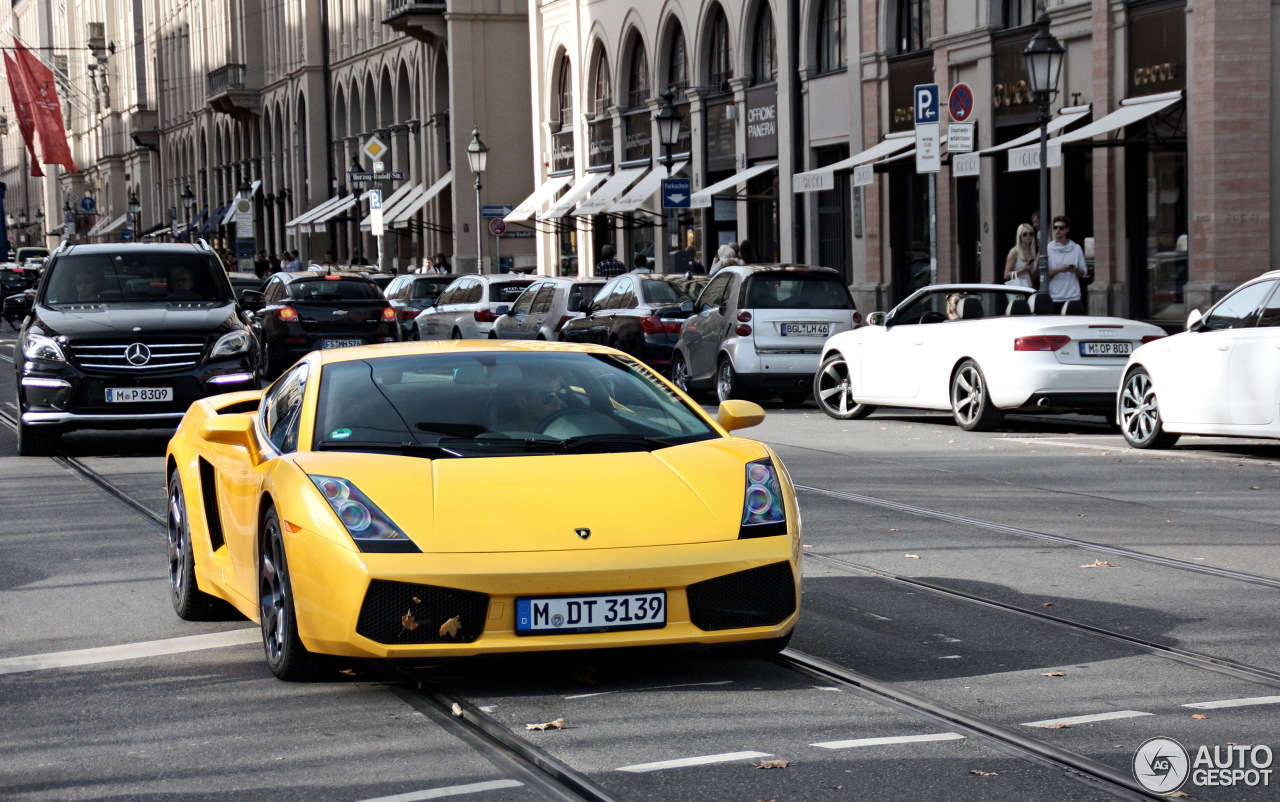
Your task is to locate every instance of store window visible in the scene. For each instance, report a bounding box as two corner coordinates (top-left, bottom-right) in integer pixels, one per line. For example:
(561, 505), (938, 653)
(591, 48), (612, 117)
(1002, 0), (1037, 29)
(627, 40), (649, 109)
(896, 0), (931, 54)
(752, 5), (777, 83)
(817, 0), (846, 73)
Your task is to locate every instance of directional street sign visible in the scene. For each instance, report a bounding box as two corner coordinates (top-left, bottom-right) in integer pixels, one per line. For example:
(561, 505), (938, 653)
(662, 178), (691, 209)
(482, 204), (515, 218)
(948, 83), (974, 122)
(80, 197), (96, 214)
(350, 171), (405, 182)
(913, 84), (941, 174)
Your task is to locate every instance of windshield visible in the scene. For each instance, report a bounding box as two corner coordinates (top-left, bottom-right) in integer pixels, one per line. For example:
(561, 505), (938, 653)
(289, 277), (382, 300)
(643, 276), (708, 305)
(743, 274), (854, 310)
(312, 350), (718, 457)
(43, 252), (230, 305)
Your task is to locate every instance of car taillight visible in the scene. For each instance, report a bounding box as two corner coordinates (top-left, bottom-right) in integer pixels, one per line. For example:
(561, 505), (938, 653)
(640, 315), (684, 335)
(277, 305), (298, 322)
(737, 310), (752, 323)
(852, 310), (863, 326)
(474, 309), (498, 323)
(1141, 334), (1165, 343)
(381, 306), (397, 322)
(735, 324), (753, 337)
(554, 314), (573, 332)
(1014, 335), (1070, 352)
(399, 308), (418, 321)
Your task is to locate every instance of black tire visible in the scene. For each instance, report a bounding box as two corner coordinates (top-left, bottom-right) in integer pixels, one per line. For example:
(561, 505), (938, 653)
(813, 354), (875, 420)
(712, 631), (792, 658)
(950, 359), (1004, 431)
(1118, 367), (1181, 449)
(407, 325), (420, 341)
(260, 507), (322, 681)
(716, 357), (746, 402)
(16, 417), (59, 456)
(670, 354), (694, 395)
(450, 328), (463, 340)
(167, 469), (226, 620)
(488, 330), (498, 339)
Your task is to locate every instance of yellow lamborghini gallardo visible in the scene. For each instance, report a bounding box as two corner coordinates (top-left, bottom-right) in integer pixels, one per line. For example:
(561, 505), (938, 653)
(165, 341), (801, 679)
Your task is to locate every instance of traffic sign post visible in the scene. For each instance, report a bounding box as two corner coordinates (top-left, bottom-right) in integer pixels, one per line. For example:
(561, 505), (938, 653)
(369, 189), (384, 270)
(914, 84), (940, 287)
(661, 178), (691, 209)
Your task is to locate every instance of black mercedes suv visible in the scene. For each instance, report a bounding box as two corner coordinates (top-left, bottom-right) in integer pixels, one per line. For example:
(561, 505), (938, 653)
(14, 241), (257, 455)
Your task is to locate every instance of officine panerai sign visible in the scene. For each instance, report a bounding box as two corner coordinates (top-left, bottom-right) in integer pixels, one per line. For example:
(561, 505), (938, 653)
(745, 85), (778, 161)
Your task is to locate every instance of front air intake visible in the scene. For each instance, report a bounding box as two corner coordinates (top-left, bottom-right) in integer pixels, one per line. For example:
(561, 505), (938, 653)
(686, 562), (796, 631)
(356, 580), (489, 644)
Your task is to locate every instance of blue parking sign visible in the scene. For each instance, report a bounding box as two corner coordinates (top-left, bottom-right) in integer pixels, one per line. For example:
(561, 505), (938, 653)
(914, 84), (940, 126)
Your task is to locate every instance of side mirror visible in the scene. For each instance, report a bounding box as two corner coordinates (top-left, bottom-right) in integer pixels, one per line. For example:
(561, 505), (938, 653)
(867, 311), (887, 326)
(579, 300), (594, 314)
(679, 300), (694, 313)
(494, 305), (510, 316)
(198, 413), (262, 466)
(1185, 308), (1203, 331)
(716, 399), (766, 432)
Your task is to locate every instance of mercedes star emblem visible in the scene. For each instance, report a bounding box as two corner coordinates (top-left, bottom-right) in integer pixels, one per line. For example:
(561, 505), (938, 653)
(124, 343), (152, 366)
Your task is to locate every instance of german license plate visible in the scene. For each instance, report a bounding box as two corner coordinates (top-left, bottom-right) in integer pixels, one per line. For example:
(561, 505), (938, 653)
(321, 338), (364, 349)
(1080, 341), (1133, 357)
(781, 322), (830, 337)
(106, 387), (173, 403)
(515, 591), (666, 635)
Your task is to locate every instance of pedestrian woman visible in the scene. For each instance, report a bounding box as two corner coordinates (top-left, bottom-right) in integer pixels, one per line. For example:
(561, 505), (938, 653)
(1004, 223), (1037, 288)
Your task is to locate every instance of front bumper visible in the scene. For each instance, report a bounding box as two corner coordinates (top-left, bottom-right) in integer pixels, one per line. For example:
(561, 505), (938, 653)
(286, 528), (801, 659)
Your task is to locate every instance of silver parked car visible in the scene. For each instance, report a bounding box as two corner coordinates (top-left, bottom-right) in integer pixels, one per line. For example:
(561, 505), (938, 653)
(406, 273), (535, 340)
(671, 264), (861, 404)
(384, 273), (457, 338)
(491, 277), (607, 340)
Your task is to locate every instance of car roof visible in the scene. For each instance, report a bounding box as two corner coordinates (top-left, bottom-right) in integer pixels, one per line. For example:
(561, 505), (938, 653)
(721, 263), (842, 276)
(280, 270), (376, 281)
(309, 339), (624, 367)
(52, 243), (216, 257)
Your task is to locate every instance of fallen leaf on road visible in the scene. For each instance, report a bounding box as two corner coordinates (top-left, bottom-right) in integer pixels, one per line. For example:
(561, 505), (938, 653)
(451, 703), (463, 717)
(1043, 602), (1055, 607)
(526, 718), (567, 731)
(1040, 672), (1065, 677)
(905, 554), (920, 559)
(969, 769), (998, 776)
(1250, 486), (1261, 490)
(1041, 723), (1069, 729)
(1081, 560), (1115, 568)
(754, 759), (791, 769)
(1191, 714), (1207, 719)
(339, 668), (357, 676)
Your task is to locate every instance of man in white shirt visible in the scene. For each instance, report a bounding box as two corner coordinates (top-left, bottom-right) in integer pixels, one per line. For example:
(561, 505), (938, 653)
(1045, 215), (1088, 312)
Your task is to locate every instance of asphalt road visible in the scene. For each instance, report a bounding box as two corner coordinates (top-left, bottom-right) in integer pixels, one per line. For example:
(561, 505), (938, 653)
(3, 326), (1280, 801)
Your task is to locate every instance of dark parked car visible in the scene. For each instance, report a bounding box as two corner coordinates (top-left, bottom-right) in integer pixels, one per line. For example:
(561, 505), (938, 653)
(244, 270), (399, 382)
(558, 272), (709, 373)
(382, 272), (456, 337)
(491, 277), (606, 340)
(3, 288), (36, 330)
(14, 241), (257, 455)
(1, 260), (41, 296)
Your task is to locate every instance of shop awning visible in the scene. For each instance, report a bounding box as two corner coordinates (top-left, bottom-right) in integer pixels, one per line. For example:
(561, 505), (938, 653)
(91, 214), (129, 238)
(284, 194), (350, 235)
(200, 203), (231, 236)
(505, 174), (575, 223)
(305, 194), (359, 232)
(978, 105), (1092, 154)
(359, 181), (420, 231)
(1007, 91), (1182, 172)
(572, 166), (648, 217)
(139, 222), (171, 239)
(608, 162), (690, 213)
(792, 134), (914, 194)
(692, 162), (778, 207)
(387, 171), (452, 229)
(541, 172), (609, 219)
(219, 181), (262, 225)
(84, 215), (113, 237)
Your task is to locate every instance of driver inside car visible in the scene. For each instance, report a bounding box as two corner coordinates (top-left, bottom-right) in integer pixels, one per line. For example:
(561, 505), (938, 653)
(495, 368), (569, 434)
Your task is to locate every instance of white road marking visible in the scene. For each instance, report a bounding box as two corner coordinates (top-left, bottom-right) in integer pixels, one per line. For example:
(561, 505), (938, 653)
(478, 705), (497, 713)
(617, 751), (772, 773)
(1184, 696), (1280, 710)
(812, 686), (842, 692)
(1004, 436), (1280, 466)
(866, 614), (891, 621)
(937, 655), (962, 659)
(1021, 710), (1152, 727)
(356, 779), (524, 801)
(0, 628), (259, 675)
(812, 733), (965, 749)
(565, 680), (732, 700)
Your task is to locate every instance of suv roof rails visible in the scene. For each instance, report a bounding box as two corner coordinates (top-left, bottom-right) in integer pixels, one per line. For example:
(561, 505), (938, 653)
(51, 239), (71, 258)
(194, 238), (214, 253)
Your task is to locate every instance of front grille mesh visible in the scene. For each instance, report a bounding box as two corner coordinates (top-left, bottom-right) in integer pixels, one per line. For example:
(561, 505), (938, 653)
(69, 338), (205, 372)
(687, 562), (796, 631)
(356, 580), (488, 644)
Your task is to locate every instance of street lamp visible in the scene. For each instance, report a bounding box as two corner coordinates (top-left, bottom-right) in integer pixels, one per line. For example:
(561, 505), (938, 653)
(127, 192), (140, 240)
(466, 128), (488, 273)
(1024, 9), (1065, 290)
(181, 183), (196, 240)
(655, 89), (681, 175)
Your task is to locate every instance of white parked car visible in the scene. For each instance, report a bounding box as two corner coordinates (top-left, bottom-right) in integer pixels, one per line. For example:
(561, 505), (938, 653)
(1118, 270), (1280, 448)
(407, 274), (535, 340)
(816, 283), (1167, 430)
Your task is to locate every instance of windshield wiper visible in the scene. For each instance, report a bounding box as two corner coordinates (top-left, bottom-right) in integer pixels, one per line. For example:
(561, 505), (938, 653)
(315, 439), (462, 458)
(551, 433), (677, 453)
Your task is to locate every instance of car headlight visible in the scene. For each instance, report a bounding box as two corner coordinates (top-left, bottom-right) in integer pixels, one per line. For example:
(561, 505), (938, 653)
(309, 475), (421, 553)
(739, 459), (788, 538)
(23, 333), (65, 362)
(211, 330), (252, 358)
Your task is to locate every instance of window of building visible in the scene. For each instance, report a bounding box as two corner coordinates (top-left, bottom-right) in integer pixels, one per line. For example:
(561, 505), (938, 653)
(591, 48), (612, 118)
(817, 0), (846, 73)
(627, 40), (649, 109)
(1003, 0), (1037, 29)
(667, 26), (688, 90)
(752, 5), (777, 83)
(896, 0), (931, 54)
(556, 54), (574, 131)
(707, 7), (733, 90)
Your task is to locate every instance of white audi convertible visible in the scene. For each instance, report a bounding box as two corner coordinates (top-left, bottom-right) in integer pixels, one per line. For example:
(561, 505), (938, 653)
(814, 284), (1167, 430)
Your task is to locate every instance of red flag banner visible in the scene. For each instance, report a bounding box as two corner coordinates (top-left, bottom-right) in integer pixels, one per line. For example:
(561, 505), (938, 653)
(12, 39), (76, 173)
(4, 52), (45, 177)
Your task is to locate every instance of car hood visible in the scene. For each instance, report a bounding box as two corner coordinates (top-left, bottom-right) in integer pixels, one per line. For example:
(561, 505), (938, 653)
(32, 303), (239, 338)
(290, 437), (773, 553)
